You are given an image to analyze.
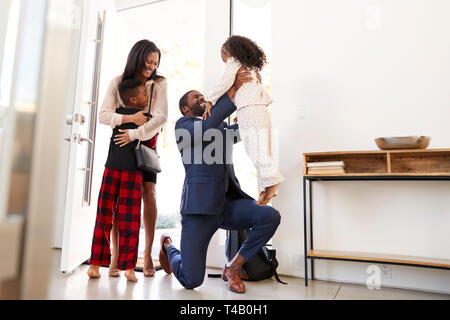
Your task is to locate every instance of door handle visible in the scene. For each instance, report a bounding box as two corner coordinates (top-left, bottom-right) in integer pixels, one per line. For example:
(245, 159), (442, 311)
(79, 137), (93, 144)
(64, 134), (92, 144)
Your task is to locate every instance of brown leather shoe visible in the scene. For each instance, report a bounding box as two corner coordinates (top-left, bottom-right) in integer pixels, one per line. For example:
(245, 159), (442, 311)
(221, 265), (246, 294)
(159, 234), (172, 274)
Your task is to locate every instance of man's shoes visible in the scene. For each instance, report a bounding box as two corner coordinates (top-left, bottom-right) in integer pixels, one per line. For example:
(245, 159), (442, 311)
(221, 265), (246, 294)
(159, 234), (172, 274)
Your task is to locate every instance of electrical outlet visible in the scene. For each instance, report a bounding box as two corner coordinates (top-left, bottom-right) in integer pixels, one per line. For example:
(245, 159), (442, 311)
(293, 254), (302, 270)
(381, 265), (392, 279)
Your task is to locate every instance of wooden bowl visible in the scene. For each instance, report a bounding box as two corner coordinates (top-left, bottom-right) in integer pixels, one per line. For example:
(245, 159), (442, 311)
(375, 136), (431, 150)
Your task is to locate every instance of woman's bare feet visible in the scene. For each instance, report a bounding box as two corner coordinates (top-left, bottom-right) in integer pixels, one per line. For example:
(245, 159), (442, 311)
(143, 249), (155, 277)
(125, 269), (138, 282)
(262, 184), (280, 205)
(256, 191), (267, 206)
(87, 265), (101, 279)
(109, 250), (120, 277)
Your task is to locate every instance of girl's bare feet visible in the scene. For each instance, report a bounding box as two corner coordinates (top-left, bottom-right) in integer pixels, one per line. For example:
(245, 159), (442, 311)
(87, 265), (101, 279)
(125, 269), (138, 282)
(262, 184), (279, 205)
(256, 191), (267, 206)
(143, 249), (155, 277)
(109, 250), (120, 277)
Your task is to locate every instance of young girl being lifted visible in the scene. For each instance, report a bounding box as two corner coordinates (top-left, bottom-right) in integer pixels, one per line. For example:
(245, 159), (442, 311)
(204, 35), (285, 206)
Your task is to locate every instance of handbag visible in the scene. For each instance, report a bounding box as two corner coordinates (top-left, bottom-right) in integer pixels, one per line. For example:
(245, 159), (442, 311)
(135, 83), (161, 174)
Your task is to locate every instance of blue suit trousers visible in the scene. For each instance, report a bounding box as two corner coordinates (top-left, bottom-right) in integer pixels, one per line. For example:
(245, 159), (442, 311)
(166, 197), (281, 290)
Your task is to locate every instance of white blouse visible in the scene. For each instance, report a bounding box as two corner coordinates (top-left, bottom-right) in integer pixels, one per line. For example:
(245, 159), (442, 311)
(205, 57), (272, 109)
(98, 75), (168, 142)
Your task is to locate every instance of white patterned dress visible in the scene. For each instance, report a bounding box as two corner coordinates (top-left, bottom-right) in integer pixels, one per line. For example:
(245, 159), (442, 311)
(206, 57), (285, 194)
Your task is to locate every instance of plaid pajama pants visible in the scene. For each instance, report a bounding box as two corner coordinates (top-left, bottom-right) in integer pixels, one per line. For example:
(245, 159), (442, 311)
(89, 168), (143, 271)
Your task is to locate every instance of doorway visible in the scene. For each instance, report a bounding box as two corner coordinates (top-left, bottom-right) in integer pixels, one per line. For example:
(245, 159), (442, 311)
(114, 0), (208, 262)
(59, 0), (273, 273)
(113, 0), (274, 264)
(58, 0), (225, 273)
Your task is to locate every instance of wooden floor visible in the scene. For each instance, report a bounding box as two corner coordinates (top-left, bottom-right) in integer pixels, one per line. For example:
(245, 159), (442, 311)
(47, 249), (450, 300)
(135, 258), (161, 271)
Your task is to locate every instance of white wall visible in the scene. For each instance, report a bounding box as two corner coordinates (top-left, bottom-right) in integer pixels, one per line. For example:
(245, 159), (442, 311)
(271, 0), (450, 293)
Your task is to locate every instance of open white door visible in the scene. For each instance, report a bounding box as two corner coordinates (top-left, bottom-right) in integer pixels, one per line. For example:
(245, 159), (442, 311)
(61, 2), (106, 273)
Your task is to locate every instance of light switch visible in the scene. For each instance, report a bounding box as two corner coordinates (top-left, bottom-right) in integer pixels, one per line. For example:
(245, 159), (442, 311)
(367, 5), (382, 30)
(296, 105), (307, 120)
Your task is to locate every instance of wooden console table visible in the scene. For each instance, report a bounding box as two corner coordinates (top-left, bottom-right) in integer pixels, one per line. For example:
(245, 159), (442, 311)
(302, 149), (450, 286)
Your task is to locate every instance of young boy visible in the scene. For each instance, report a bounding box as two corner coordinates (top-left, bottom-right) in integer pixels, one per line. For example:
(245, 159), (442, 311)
(87, 78), (148, 282)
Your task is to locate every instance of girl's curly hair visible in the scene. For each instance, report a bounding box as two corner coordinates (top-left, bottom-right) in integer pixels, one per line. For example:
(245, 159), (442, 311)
(222, 35), (267, 71)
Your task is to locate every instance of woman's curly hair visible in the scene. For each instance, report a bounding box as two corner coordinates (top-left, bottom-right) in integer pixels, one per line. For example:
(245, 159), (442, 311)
(222, 35), (267, 71)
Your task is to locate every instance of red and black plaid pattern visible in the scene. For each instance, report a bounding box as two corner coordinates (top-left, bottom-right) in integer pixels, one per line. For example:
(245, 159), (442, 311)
(89, 168), (143, 270)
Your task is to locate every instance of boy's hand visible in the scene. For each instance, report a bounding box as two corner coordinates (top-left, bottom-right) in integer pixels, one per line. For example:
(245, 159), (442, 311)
(133, 111), (147, 126)
(202, 101), (213, 120)
(233, 116), (238, 124)
(114, 129), (132, 147)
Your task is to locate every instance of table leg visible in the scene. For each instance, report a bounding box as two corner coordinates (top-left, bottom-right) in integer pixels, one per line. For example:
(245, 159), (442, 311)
(303, 176), (308, 286)
(310, 179), (315, 281)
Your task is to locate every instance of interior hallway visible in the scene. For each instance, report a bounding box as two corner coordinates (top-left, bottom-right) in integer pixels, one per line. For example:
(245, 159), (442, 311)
(47, 249), (450, 300)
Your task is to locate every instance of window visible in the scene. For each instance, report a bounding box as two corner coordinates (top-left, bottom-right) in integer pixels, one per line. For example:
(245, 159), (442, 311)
(118, 0), (207, 255)
(231, 0), (272, 199)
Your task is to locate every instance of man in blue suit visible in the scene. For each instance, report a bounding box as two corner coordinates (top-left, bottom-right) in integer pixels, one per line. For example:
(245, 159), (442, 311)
(159, 70), (281, 294)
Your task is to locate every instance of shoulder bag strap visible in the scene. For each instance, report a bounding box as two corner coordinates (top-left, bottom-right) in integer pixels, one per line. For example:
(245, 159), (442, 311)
(148, 83), (155, 118)
(137, 83), (155, 148)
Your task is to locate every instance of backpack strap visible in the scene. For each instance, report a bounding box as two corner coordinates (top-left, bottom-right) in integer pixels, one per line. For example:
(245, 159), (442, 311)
(266, 247), (288, 285)
(273, 270), (288, 285)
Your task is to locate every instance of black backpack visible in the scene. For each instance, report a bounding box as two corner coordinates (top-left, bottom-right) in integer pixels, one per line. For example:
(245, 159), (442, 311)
(223, 229), (287, 284)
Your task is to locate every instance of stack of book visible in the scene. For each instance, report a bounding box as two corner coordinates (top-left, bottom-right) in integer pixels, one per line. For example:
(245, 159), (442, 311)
(307, 161), (345, 175)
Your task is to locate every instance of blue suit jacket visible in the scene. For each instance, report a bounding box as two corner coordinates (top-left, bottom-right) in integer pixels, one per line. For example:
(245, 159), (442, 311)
(175, 94), (253, 215)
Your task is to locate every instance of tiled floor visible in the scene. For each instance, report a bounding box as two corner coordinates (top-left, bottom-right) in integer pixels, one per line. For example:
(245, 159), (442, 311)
(47, 249), (449, 300)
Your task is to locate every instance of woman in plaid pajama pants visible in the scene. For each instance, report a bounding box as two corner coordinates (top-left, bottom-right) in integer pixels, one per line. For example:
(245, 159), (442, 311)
(87, 79), (149, 282)
(99, 40), (168, 278)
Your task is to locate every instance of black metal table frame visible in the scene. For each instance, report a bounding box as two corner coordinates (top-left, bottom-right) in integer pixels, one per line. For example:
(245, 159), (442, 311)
(303, 175), (450, 286)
